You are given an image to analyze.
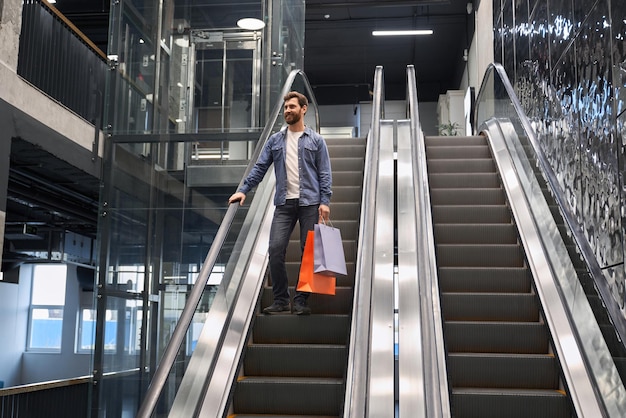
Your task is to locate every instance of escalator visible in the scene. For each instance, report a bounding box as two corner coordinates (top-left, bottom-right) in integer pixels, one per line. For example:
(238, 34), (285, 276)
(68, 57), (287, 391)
(425, 134), (573, 417)
(226, 136), (365, 416)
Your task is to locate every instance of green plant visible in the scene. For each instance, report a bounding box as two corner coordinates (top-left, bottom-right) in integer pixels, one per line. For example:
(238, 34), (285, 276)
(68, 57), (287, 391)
(438, 121), (460, 136)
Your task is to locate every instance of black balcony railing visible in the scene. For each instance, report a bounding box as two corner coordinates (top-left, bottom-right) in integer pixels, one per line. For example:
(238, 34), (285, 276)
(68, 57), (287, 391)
(18, 0), (107, 125)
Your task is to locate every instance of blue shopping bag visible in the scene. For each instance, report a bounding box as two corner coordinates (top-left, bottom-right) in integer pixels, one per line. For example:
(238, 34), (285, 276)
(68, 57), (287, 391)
(313, 221), (347, 276)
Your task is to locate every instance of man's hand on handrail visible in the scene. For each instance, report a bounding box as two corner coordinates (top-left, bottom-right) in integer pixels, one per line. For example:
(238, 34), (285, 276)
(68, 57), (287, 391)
(228, 192), (247, 206)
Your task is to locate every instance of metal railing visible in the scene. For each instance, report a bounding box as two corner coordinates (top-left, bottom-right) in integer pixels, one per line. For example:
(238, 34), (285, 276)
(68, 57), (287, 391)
(18, 0), (107, 124)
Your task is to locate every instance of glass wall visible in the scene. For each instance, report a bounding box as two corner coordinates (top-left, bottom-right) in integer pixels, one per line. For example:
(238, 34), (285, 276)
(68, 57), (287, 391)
(93, 1), (306, 416)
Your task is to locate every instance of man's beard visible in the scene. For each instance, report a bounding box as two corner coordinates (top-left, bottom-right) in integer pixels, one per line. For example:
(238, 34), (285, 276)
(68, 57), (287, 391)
(285, 112), (301, 125)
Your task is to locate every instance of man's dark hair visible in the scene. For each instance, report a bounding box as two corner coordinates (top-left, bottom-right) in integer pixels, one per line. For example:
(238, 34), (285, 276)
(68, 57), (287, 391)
(284, 91), (308, 107)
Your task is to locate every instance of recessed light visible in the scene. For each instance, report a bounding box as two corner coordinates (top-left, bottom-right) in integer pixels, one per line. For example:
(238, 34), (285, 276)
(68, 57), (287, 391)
(237, 18), (265, 31)
(372, 30), (433, 36)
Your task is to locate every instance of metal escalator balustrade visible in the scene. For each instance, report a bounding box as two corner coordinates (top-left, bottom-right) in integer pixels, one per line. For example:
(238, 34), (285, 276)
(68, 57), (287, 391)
(343, 65), (396, 418)
(395, 64), (450, 418)
(425, 134), (574, 418)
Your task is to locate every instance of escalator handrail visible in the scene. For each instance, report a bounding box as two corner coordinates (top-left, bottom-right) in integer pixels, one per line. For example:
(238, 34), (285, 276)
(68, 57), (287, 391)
(136, 69), (319, 418)
(343, 65), (385, 417)
(404, 65), (451, 417)
(475, 63), (626, 351)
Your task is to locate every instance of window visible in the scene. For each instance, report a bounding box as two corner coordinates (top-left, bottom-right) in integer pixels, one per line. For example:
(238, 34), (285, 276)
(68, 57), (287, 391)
(77, 305), (143, 354)
(28, 264), (67, 351)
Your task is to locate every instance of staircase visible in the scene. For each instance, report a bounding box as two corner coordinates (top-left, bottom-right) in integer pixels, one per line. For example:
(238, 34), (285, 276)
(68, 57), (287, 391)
(227, 137), (364, 417)
(425, 135), (573, 418)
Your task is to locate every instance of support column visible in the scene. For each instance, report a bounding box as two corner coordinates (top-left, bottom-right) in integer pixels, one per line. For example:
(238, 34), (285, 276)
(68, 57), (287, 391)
(0, 0), (23, 71)
(0, 0), (23, 278)
(0, 130), (9, 278)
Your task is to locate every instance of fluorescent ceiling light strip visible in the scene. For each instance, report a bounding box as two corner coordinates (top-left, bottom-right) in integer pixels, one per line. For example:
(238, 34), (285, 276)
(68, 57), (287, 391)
(372, 30), (433, 36)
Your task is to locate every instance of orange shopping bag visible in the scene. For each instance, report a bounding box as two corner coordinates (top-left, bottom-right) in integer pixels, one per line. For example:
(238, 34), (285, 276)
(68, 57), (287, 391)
(297, 230), (336, 295)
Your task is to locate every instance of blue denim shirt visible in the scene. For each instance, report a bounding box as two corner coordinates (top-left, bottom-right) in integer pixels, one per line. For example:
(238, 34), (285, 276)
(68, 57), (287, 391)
(239, 126), (332, 206)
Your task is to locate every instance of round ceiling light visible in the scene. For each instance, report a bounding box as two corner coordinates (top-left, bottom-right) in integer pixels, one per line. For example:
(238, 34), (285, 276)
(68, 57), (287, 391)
(237, 18), (265, 31)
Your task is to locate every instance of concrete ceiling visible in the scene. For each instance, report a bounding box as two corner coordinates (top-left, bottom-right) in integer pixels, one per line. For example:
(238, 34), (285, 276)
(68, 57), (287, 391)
(53, 0), (476, 104)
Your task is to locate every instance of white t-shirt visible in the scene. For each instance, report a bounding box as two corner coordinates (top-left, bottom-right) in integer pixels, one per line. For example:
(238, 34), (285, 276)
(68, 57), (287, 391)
(286, 129), (303, 199)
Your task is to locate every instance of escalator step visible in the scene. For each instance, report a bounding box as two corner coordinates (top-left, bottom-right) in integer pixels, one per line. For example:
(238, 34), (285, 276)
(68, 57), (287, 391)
(438, 267), (531, 293)
(451, 388), (571, 418)
(318, 202), (362, 223)
(445, 321), (549, 354)
(429, 172), (500, 189)
(442, 293), (539, 322)
(261, 287), (353, 315)
(434, 224), (518, 244)
(233, 377), (343, 416)
(332, 171), (363, 187)
(328, 143), (366, 158)
(426, 145), (492, 160)
(427, 158), (496, 173)
(330, 186), (362, 202)
(436, 244), (524, 268)
(448, 353), (558, 389)
(430, 188), (506, 205)
(244, 344), (347, 377)
(431, 205), (512, 224)
(330, 157), (365, 172)
(325, 137), (366, 147)
(253, 314), (350, 345)
(425, 136), (487, 147)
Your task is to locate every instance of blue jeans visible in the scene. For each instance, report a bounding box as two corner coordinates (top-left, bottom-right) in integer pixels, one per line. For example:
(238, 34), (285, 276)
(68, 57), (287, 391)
(268, 199), (319, 306)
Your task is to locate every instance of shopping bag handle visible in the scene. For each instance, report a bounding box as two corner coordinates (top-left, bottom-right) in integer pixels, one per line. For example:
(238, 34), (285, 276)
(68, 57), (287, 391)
(319, 217), (335, 229)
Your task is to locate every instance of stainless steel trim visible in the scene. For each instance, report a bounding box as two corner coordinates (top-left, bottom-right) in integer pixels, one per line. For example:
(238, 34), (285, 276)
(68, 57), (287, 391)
(401, 64), (451, 418)
(343, 65), (384, 418)
(366, 118), (396, 416)
(396, 118), (426, 417)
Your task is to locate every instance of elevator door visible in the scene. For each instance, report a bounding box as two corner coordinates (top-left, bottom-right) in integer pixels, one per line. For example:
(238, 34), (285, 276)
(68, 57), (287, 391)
(193, 31), (261, 133)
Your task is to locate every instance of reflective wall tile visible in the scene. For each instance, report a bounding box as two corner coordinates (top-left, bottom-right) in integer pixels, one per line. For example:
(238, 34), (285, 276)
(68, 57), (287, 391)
(496, 0), (626, 311)
(494, 0), (503, 24)
(550, 47), (582, 219)
(611, 0), (626, 116)
(618, 110), (626, 309)
(573, 0), (621, 268)
(514, 0), (531, 81)
(494, 0), (504, 64)
(529, 0), (551, 78)
(547, 0), (575, 72)
(502, 0), (516, 77)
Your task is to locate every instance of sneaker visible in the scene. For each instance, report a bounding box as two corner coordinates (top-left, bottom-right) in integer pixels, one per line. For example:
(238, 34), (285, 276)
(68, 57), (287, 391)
(263, 302), (291, 314)
(292, 303), (311, 316)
